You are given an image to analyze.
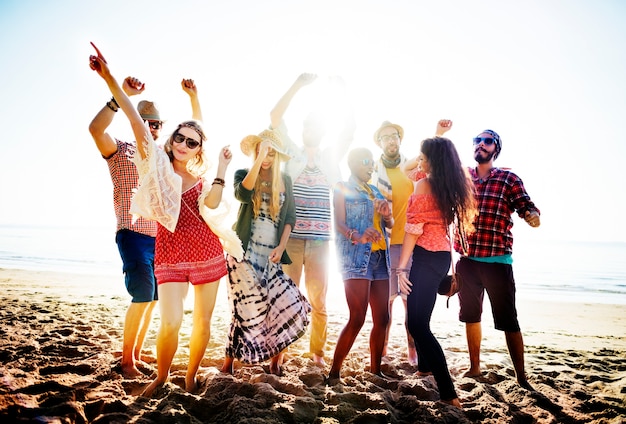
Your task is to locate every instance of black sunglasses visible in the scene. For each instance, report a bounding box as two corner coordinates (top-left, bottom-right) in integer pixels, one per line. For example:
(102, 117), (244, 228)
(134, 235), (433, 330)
(473, 137), (496, 146)
(173, 133), (201, 149)
(144, 120), (163, 130)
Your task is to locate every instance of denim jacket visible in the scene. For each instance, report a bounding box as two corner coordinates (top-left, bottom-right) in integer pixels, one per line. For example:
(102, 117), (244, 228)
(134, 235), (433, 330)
(335, 176), (391, 278)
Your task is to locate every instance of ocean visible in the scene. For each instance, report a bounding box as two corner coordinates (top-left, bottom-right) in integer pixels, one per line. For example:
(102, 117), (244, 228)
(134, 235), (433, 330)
(1, 224), (625, 306)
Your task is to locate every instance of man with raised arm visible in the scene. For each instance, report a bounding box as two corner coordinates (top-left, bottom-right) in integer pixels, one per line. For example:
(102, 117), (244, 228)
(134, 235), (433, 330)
(88, 76), (202, 378)
(269, 73), (355, 366)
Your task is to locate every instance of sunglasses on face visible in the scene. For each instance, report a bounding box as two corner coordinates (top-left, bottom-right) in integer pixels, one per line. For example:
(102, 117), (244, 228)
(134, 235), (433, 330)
(145, 120), (163, 130)
(379, 133), (400, 143)
(173, 133), (201, 149)
(473, 137), (496, 146)
(360, 158), (375, 166)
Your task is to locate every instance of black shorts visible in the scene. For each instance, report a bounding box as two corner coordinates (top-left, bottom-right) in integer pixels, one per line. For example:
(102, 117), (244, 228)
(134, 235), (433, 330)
(457, 257), (520, 332)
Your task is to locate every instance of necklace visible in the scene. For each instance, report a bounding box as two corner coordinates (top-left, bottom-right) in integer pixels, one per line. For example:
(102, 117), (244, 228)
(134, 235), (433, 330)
(260, 180), (271, 188)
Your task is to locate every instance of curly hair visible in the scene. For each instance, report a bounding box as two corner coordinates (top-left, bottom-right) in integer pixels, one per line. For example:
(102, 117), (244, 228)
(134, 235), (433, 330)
(163, 120), (209, 177)
(420, 137), (478, 234)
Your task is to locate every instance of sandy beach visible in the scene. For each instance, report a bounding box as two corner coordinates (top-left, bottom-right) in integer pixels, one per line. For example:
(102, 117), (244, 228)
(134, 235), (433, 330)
(0, 267), (624, 423)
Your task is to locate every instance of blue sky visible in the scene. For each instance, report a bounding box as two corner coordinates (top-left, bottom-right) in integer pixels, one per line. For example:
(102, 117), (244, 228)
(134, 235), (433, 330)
(1, 0), (625, 243)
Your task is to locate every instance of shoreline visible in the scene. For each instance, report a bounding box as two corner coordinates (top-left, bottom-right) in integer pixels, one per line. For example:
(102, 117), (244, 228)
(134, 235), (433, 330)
(1, 267), (625, 423)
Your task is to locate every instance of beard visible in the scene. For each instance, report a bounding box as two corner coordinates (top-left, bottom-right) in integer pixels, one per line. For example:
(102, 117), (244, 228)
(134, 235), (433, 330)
(383, 146), (400, 160)
(474, 148), (495, 164)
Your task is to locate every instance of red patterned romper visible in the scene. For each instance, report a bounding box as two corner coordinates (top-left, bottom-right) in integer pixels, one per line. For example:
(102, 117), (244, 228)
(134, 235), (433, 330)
(154, 179), (227, 285)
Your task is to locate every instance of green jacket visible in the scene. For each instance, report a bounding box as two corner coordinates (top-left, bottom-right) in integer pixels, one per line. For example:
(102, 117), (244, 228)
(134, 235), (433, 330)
(232, 168), (296, 264)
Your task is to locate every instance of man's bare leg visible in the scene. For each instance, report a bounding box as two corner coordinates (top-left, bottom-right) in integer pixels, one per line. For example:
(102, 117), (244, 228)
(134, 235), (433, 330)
(463, 322), (482, 377)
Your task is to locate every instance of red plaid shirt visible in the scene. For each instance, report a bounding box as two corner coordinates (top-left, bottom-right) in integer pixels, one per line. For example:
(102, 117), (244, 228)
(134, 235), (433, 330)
(456, 167), (539, 258)
(105, 140), (157, 237)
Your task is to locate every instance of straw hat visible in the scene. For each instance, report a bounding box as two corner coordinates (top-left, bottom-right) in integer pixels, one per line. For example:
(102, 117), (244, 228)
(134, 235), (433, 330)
(373, 121), (404, 148)
(240, 129), (290, 161)
(137, 100), (162, 121)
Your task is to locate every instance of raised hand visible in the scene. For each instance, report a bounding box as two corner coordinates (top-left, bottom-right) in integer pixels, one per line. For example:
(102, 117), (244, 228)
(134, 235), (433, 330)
(88, 42), (111, 79)
(258, 139), (272, 159)
(219, 145), (233, 167)
(436, 119), (453, 136)
(181, 78), (198, 96)
(123, 77), (145, 96)
(295, 73), (317, 88)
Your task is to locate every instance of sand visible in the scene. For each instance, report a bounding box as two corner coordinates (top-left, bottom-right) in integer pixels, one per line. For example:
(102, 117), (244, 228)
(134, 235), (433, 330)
(0, 267), (624, 423)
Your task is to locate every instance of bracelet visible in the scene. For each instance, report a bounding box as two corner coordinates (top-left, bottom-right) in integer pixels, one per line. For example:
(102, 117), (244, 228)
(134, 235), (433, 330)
(396, 268), (410, 275)
(106, 99), (118, 112)
(110, 96), (119, 108)
(212, 177), (225, 187)
(346, 229), (357, 245)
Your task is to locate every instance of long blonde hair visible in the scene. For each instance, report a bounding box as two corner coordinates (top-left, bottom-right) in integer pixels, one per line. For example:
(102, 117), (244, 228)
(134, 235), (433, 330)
(251, 152), (282, 222)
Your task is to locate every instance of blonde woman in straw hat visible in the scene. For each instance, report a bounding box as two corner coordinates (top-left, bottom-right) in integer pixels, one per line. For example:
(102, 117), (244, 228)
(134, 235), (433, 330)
(220, 130), (311, 377)
(89, 43), (243, 397)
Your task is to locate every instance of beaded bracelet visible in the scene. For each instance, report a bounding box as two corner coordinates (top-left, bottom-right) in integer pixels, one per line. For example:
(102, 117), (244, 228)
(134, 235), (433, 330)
(106, 99), (118, 112)
(212, 177), (225, 187)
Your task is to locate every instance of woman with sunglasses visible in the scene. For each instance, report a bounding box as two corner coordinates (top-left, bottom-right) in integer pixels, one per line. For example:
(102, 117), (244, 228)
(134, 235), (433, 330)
(327, 147), (393, 382)
(396, 136), (478, 409)
(89, 43), (243, 397)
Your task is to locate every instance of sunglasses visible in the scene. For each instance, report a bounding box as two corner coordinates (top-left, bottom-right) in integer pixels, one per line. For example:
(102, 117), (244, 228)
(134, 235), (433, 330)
(144, 120), (163, 130)
(473, 137), (496, 146)
(379, 133), (400, 143)
(173, 133), (201, 149)
(360, 158), (375, 166)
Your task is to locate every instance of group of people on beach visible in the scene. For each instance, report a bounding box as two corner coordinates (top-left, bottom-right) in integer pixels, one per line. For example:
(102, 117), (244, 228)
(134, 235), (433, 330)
(88, 43), (541, 408)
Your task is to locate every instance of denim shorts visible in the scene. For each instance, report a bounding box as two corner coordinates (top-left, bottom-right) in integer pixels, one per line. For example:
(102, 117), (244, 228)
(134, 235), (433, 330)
(344, 250), (389, 281)
(116, 229), (157, 303)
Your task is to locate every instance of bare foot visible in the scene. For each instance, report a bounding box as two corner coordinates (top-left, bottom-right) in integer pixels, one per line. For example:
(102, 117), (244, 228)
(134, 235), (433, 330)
(269, 361), (282, 376)
(442, 398), (462, 409)
(463, 368), (482, 378)
(276, 352), (285, 366)
(313, 354), (326, 367)
(407, 347), (418, 366)
(220, 358), (234, 375)
(185, 377), (201, 394)
(518, 379), (535, 391)
(141, 378), (166, 397)
(121, 364), (142, 379)
(324, 372), (341, 385)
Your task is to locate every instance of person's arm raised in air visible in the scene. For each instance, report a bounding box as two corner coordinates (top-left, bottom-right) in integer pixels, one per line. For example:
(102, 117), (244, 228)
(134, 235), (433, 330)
(181, 78), (203, 122)
(269, 73), (317, 130)
(330, 76), (356, 161)
(203, 146), (233, 209)
(88, 76), (145, 158)
(89, 42), (150, 161)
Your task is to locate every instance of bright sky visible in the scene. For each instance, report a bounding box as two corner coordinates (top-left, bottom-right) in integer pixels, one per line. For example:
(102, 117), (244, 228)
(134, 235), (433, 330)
(1, 0), (625, 243)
